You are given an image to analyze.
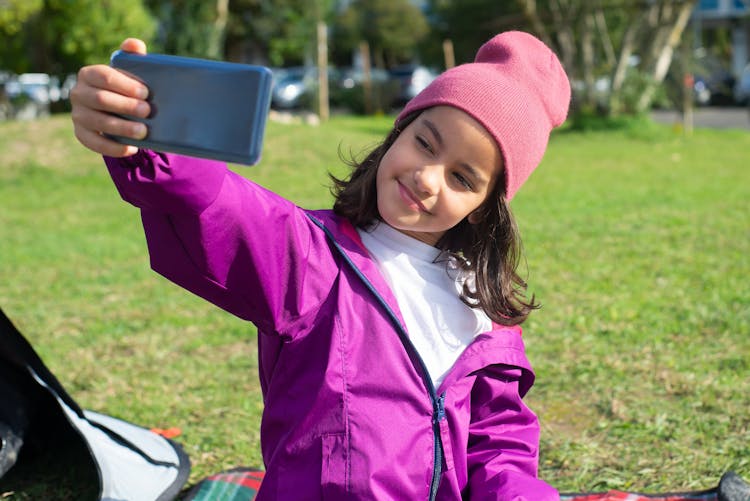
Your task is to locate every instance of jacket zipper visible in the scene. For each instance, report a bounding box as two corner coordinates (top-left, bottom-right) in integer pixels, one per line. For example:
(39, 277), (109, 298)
(430, 393), (446, 499)
(310, 216), (447, 500)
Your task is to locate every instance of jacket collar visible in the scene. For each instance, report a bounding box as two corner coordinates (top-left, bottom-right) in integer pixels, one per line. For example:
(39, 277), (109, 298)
(438, 328), (535, 396)
(309, 211), (536, 395)
(308, 211), (409, 334)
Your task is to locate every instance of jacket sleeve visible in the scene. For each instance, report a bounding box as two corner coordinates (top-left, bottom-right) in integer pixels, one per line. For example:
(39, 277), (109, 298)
(464, 365), (559, 500)
(104, 150), (336, 337)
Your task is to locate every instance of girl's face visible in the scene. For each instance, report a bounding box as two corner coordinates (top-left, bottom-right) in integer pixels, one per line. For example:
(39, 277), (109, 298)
(376, 106), (503, 246)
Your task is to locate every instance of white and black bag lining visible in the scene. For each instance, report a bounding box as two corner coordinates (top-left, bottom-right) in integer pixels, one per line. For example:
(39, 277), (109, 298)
(0, 308), (191, 501)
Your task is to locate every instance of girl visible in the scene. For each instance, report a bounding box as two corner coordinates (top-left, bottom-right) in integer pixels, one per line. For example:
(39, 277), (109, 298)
(71, 31), (570, 500)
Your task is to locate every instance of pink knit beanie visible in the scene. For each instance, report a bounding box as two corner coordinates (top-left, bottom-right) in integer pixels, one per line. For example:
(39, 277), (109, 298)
(397, 31), (571, 201)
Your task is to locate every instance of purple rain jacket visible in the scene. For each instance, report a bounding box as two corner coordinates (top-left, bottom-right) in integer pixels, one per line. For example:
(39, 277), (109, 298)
(104, 150), (559, 501)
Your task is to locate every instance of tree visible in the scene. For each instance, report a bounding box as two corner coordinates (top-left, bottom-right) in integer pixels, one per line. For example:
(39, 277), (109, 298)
(519, 0), (698, 117)
(425, 0), (525, 67)
(221, 0), (332, 67)
(143, 0), (229, 59)
(0, 0), (43, 73)
(333, 0), (430, 68)
(0, 0), (156, 75)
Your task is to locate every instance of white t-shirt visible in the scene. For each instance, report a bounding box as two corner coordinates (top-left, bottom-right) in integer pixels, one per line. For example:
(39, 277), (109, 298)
(358, 223), (493, 388)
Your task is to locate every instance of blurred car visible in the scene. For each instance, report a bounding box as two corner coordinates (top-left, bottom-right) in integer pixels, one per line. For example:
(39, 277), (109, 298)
(735, 64), (750, 105)
(691, 75), (713, 106)
(271, 67), (314, 109)
(4, 73), (56, 119)
(389, 65), (437, 108)
(332, 67), (398, 114)
(48, 73), (77, 112)
(271, 66), (340, 110)
(665, 50), (737, 107)
(0, 72), (12, 120)
(337, 67), (391, 90)
(692, 51), (736, 106)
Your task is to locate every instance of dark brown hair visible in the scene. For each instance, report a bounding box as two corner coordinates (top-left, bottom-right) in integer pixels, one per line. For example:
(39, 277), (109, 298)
(329, 111), (539, 325)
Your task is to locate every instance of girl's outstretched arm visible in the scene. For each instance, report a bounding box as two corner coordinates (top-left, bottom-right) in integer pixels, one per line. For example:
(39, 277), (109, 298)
(74, 42), (335, 334)
(465, 366), (559, 500)
(105, 151), (337, 336)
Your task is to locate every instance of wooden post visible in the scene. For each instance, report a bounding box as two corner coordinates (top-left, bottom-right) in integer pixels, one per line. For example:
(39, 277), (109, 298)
(442, 39), (455, 69)
(359, 41), (372, 115)
(681, 37), (693, 136)
(682, 73), (694, 136)
(209, 0), (230, 60)
(317, 21), (329, 121)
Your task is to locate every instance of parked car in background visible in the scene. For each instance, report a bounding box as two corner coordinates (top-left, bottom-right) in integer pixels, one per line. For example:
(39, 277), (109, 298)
(62, 74), (77, 99)
(271, 66), (341, 110)
(3, 73), (61, 120)
(271, 67), (315, 109)
(332, 67), (398, 114)
(691, 75), (713, 106)
(269, 63), (438, 115)
(336, 67), (391, 90)
(0, 72), (13, 120)
(691, 50), (736, 106)
(389, 65), (437, 108)
(665, 49), (739, 107)
(0, 72), (75, 119)
(735, 64), (750, 105)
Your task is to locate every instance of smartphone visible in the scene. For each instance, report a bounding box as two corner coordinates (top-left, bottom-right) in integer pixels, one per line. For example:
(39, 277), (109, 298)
(109, 50), (273, 165)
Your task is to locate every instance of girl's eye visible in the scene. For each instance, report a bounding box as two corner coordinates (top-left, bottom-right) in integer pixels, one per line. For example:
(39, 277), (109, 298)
(453, 172), (473, 190)
(416, 135), (432, 153)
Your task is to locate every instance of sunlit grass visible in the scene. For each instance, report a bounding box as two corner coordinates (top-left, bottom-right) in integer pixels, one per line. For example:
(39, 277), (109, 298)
(0, 114), (748, 497)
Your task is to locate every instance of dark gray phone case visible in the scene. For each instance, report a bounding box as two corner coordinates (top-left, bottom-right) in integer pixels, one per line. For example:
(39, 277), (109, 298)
(109, 50), (272, 165)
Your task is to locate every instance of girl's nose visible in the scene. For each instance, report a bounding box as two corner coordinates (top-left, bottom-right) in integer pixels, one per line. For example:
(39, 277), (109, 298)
(414, 164), (441, 195)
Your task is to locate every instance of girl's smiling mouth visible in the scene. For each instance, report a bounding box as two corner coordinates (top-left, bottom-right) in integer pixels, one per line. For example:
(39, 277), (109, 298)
(397, 181), (430, 214)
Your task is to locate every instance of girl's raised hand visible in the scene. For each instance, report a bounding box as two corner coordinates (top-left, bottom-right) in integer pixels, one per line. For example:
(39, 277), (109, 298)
(70, 38), (151, 157)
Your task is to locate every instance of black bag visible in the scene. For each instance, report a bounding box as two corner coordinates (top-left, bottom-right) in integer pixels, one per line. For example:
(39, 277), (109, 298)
(0, 308), (190, 500)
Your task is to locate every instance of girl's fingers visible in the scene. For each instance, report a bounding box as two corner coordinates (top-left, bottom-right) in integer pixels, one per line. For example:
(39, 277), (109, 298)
(73, 125), (139, 158)
(72, 106), (147, 139)
(71, 83), (150, 120)
(70, 64), (150, 156)
(76, 64), (149, 103)
(70, 39), (150, 156)
(72, 106), (147, 157)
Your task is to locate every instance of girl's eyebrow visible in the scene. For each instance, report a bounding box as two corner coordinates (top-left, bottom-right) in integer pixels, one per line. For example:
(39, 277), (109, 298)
(459, 162), (485, 186)
(422, 119), (444, 147)
(422, 118), (486, 185)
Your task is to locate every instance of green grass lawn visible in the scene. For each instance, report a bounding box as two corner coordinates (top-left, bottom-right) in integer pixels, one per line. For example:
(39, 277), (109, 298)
(0, 113), (748, 497)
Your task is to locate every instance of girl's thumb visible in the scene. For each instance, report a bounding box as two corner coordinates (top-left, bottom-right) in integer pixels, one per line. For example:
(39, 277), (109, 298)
(120, 38), (147, 55)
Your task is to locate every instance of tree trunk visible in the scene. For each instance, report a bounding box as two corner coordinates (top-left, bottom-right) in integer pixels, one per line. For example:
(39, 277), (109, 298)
(208, 0), (229, 60)
(549, 0), (577, 73)
(637, 0), (697, 112)
(637, 1), (666, 72)
(608, 6), (642, 114)
(317, 21), (329, 121)
(594, 3), (615, 67)
(580, 7), (597, 111)
(359, 41), (373, 115)
(443, 39), (455, 70)
(518, 0), (555, 50)
(518, 0), (697, 119)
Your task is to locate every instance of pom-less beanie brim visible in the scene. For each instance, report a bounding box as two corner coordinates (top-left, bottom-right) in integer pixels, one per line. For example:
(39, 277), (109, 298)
(397, 31), (571, 200)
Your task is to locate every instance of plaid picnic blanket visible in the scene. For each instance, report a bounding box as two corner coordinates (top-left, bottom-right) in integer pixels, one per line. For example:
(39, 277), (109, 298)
(560, 489), (718, 500)
(183, 468), (263, 500)
(183, 469), (748, 500)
